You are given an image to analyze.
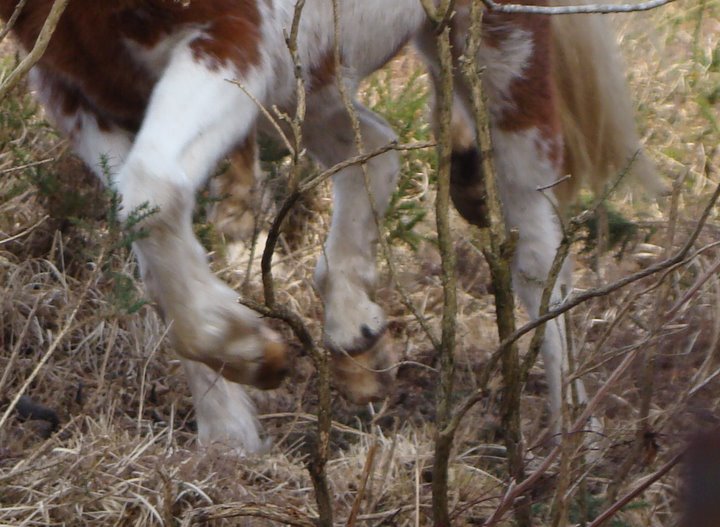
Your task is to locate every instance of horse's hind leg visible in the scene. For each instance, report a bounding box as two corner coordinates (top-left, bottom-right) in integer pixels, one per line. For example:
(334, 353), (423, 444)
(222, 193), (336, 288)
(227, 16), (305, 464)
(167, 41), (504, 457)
(478, 8), (597, 437)
(303, 86), (401, 404)
(418, 7), (592, 437)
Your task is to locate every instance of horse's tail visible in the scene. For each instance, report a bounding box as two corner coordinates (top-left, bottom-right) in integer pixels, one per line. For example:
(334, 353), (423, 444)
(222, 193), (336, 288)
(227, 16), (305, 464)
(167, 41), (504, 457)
(551, 7), (664, 203)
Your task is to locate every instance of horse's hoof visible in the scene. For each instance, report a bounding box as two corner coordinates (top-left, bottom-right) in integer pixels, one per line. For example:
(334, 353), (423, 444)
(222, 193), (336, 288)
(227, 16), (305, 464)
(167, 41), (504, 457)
(330, 334), (397, 404)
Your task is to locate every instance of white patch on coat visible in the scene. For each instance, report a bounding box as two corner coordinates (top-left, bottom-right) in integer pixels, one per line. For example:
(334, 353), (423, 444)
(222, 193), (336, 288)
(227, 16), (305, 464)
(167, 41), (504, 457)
(123, 29), (201, 80)
(258, 0), (426, 104)
(478, 27), (534, 119)
(117, 46), (265, 213)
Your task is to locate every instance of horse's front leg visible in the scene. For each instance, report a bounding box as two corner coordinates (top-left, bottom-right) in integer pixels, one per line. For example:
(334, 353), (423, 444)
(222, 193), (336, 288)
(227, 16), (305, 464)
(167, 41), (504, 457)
(303, 88), (401, 404)
(32, 61), (276, 453)
(116, 46), (288, 392)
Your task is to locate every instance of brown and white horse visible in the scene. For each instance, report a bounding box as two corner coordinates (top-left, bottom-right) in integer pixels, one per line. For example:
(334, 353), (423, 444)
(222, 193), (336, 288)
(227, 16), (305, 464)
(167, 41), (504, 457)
(0, 0), (653, 453)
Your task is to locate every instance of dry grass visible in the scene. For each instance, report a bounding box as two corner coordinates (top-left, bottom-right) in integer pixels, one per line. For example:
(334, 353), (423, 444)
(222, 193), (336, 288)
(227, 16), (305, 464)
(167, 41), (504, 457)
(2, 3), (720, 525)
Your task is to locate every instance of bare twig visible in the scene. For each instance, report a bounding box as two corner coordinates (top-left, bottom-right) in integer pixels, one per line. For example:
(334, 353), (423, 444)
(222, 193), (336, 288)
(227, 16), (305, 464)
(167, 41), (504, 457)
(480, 0), (675, 15)
(0, 0), (70, 102)
(419, 0), (459, 524)
(483, 337), (647, 526)
(0, 157), (55, 175)
(587, 451), (683, 527)
(346, 440), (379, 527)
(0, 0), (28, 45)
(250, 3), (333, 524)
(459, 1), (528, 524)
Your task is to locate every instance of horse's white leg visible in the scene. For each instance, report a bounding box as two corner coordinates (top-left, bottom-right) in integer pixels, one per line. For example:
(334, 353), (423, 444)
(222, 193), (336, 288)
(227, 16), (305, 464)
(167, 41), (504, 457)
(115, 44), (288, 391)
(182, 359), (264, 454)
(493, 129), (571, 431)
(31, 69), (271, 453)
(302, 87), (400, 403)
(417, 7), (592, 436)
(480, 10), (593, 437)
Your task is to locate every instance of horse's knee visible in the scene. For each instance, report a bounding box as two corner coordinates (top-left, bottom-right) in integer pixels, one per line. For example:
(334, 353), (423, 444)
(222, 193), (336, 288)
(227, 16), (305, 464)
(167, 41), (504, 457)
(116, 153), (193, 227)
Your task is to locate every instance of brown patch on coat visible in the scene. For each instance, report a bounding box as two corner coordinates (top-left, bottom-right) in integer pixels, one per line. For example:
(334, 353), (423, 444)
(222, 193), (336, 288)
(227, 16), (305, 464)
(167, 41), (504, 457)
(254, 339), (290, 390)
(1, 0), (262, 132)
(450, 147), (490, 228)
(309, 52), (336, 91)
(481, 0), (562, 166)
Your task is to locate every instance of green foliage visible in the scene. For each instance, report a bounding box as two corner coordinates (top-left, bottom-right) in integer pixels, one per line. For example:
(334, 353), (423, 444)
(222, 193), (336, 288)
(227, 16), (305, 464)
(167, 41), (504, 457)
(385, 178), (427, 251)
(0, 86), (49, 205)
(107, 271), (148, 314)
(570, 195), (642, 257)
(0, 86), (39, 138)
(100, 165), (153, 315)
(1, 85), (101, 221)
(105, 187), (157, 255)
